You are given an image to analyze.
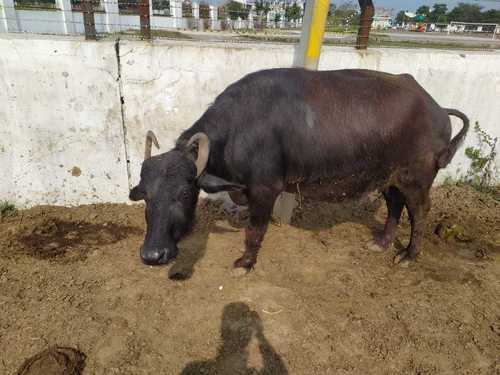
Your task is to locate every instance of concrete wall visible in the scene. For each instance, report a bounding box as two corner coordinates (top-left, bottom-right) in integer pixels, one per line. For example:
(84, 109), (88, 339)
(16, 10), (66, 35)
(1, 34), (499, 207)
(0, 35), (129, 207)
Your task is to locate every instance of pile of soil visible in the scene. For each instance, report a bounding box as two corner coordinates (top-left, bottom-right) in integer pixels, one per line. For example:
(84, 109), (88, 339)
(0, 186), (499, 374)
(17, 346), (86, 375)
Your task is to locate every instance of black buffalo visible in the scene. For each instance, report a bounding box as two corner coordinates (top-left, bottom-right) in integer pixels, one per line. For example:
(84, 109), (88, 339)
(129, 68), (469, 269)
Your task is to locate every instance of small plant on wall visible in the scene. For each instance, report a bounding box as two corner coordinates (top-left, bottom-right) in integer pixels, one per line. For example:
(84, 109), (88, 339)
(462, 122), (498, 192)
(445, 121), (499, 200)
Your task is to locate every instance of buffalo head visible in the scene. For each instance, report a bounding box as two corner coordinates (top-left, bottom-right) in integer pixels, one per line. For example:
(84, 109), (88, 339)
(130, 131), (244, 266)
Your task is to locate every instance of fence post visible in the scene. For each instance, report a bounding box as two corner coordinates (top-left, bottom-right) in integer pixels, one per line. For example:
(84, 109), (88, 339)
(209, 4), (217, 30)
(294, 0), (328, 69)
(82, 0), (97, 39)
(0, 0), (19, 32)
(170, 0), (181, 28)
(103, 0), (120, 33)
(192, 1), (199, 30)
(56, 0), (75, 35)
(356, 0), (374, 50)
(248, 5), (254, 29)
(139, 0), (151, 39)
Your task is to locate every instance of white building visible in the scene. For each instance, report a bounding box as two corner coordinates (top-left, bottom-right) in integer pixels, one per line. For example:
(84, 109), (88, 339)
(372, 8), (393, 30)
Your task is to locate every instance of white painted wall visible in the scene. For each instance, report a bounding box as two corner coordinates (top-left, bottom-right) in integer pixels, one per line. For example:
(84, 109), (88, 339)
(0, 35), (129, 207)
(1, 35), (499, 208)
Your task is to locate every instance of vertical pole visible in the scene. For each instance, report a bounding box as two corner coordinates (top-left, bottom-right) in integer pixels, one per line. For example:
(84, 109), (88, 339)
(295, 0), (329, 69)
(0, 0), (19, 32)
(139, 0), (151, 39)
(272, 0), (328, 224)
(103, 0), (120, 33)
(82, 0), (97, 40)
(356, 0), (374, 49)
(170, 0), (181, 28)
(218, 4), (225, 31)
(192, 1), (199, 30)
(248, 4), (254, 29)
(209, 4), (217, 30)
(56, 0), (75, 34)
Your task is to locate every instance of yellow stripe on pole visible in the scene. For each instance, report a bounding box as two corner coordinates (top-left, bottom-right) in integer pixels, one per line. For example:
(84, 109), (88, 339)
(305, 0), (329, 60)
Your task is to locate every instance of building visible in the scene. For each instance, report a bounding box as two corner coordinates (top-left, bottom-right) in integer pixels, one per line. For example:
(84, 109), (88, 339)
(372, 7), (392, 30)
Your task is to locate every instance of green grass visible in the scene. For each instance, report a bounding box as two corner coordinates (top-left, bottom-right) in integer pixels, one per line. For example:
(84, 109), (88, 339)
(101, 29), (193, 40)
(0, 201), (17, 218)
(14, 5), (58, 10)
(150, 30), (193, 39)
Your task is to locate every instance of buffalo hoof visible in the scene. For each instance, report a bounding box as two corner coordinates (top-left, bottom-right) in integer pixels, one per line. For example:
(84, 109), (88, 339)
(393, 247), (418, 265)
(233, 255), (255, 271)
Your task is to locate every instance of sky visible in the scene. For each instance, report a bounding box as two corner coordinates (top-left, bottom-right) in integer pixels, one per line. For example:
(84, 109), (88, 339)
(358, 0), (500, 13)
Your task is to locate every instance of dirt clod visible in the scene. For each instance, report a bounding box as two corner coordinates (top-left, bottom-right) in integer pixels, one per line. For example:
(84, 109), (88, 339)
(17, 346), (86, 375)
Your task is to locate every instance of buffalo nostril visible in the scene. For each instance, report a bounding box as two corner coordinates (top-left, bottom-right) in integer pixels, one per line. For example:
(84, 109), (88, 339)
(140, 248), (164, 265)
(140, 247), (175, 265)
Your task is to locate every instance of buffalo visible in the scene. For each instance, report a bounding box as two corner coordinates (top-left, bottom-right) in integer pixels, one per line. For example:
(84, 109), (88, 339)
(129, 68), (469, 269)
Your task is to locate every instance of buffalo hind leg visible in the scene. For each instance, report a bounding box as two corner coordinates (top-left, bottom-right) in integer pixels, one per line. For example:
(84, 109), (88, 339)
(378, 187), (406, 249)
(234, 185), (281, 270)
(394, 187), (431, 264)
(366, 186), (405, 251)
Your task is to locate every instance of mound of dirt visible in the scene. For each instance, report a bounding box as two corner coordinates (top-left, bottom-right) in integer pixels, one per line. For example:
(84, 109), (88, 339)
(0, 204), (145, 263)
(17, 346), (86, 375)
(12, 219), (143, 263)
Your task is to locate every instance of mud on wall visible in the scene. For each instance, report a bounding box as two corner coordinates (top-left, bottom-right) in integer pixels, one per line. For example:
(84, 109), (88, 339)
(1, 35), (499, 207)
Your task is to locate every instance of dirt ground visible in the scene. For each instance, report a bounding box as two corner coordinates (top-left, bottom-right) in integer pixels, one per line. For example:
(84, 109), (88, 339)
(1, 185), (499, 375)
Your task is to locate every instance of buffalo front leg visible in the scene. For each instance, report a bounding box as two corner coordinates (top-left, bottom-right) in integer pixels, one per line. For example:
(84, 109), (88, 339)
(234, 185), (281, 270)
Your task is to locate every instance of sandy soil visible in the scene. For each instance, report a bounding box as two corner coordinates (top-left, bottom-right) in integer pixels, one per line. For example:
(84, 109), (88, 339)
(1, 185), (499, 375)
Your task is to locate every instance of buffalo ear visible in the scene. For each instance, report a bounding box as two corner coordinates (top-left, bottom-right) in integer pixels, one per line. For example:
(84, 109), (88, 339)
(129, 185), (146, 201)
(196, 173), (245, 194)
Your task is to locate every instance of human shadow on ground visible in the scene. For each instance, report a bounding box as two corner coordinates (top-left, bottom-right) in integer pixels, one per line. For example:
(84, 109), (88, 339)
(180, 302), (288, 375)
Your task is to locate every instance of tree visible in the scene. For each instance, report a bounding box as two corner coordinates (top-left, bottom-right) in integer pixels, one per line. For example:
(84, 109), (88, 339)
(182, 0), (192, 18)
(285, 3), (301, 21)
(395, 10), (409, 25)
(254, 0), (270, 29)
(328, 3), (336, 17)
(329, 1), (359, 28)
(199, 3), (209, 19)
(447, 3), (483, 23)
(481, 9), (500, 24)
(255, 0), (270, 16)
(225, 0), (250, 20)
(416, 5), (430, 20)
(429, 3), (448, 23)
